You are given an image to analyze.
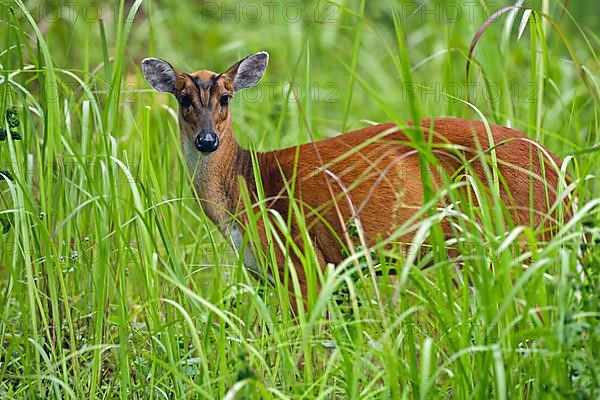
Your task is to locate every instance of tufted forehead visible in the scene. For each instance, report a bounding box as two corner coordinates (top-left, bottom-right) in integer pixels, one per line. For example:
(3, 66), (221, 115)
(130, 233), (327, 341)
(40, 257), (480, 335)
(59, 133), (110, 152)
(174, 69), (234, 94)
(193, 70), (218, 81)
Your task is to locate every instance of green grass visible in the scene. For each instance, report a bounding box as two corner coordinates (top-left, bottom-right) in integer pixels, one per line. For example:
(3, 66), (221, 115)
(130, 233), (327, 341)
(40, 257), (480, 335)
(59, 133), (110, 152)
(1, 0), (599, 398)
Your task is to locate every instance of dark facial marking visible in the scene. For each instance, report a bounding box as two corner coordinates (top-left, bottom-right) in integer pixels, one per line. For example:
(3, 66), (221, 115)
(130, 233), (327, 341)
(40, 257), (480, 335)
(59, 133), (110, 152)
(180, 93), (192, 108)
(190, 74), (218, 107)
(183, 73), (232, 110)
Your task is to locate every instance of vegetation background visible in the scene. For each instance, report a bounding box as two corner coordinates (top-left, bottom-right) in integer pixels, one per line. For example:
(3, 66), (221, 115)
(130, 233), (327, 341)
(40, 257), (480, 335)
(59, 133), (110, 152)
(0, 0), (598, 398)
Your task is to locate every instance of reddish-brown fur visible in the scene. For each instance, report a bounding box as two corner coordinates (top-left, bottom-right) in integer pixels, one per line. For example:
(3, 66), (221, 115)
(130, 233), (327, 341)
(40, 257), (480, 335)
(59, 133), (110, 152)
(142, 57), (566, 310)
(245, 119), (564, 298)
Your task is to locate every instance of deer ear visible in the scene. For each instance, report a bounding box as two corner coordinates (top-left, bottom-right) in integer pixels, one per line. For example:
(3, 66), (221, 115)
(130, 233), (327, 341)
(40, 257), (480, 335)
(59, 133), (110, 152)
(224, 51), (269, 92)
(141, 58), (177, 93)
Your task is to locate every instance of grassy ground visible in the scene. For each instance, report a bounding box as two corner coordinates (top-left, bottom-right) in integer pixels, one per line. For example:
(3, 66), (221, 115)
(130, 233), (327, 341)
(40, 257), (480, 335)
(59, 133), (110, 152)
(0, 0), (599, 398)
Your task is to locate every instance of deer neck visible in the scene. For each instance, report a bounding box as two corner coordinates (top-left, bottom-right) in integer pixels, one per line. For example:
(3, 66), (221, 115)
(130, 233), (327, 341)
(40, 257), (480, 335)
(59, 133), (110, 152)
(182, 126), (255, 230)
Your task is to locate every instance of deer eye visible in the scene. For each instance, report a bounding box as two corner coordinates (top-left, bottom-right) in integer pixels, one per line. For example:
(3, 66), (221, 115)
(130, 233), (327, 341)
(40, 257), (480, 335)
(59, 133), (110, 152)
(180, 94), (192, 108)
(220, 94), (230, 107)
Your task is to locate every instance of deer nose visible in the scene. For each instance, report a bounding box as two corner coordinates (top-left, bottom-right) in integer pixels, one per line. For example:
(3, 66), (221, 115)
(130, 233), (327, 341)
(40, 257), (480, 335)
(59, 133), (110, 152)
(195, 132), (219, 153)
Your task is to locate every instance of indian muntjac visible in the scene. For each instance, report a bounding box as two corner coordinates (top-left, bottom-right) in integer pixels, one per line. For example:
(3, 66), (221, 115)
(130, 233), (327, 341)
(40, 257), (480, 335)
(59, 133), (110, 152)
(141, 51), (565, 306)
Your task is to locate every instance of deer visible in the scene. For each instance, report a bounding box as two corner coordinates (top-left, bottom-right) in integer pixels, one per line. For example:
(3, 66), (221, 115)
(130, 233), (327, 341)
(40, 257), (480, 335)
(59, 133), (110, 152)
(141, 51), (567, 310)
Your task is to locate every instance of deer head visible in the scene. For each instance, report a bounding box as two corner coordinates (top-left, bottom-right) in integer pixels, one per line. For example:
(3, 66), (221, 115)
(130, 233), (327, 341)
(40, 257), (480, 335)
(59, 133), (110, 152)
(141, 52), (269, 154)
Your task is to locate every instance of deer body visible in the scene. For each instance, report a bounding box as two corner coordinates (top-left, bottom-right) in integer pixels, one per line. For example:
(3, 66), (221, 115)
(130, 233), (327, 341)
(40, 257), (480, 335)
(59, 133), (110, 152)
(142, 52), (564, 300)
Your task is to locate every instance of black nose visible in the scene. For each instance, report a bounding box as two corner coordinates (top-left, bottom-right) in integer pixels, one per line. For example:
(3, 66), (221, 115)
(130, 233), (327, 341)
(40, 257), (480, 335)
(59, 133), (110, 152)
(195, 132), (219, 153)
